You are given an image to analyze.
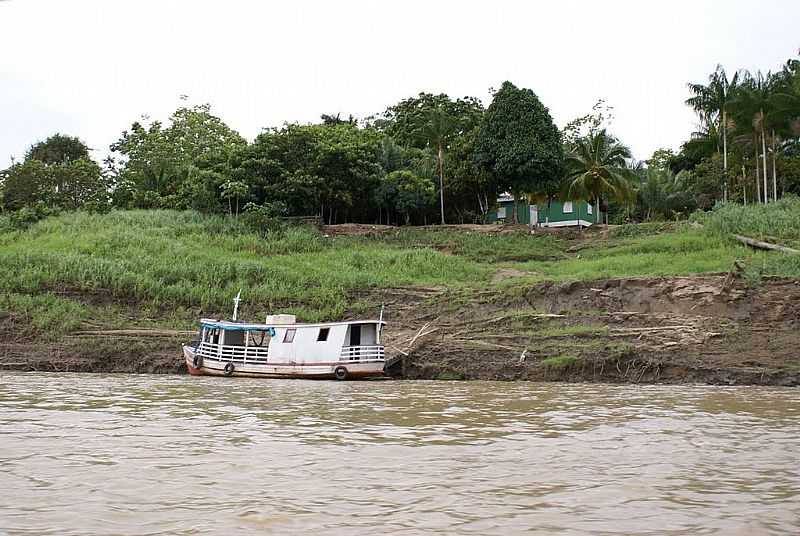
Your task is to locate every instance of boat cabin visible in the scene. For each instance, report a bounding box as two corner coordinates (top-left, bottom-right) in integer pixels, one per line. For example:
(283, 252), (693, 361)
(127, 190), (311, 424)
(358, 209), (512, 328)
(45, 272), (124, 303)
(192, 316), (385, 367)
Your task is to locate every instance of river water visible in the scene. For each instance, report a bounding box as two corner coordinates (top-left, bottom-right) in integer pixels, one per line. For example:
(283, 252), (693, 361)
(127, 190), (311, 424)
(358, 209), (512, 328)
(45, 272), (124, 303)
(1, 373), (799, 535)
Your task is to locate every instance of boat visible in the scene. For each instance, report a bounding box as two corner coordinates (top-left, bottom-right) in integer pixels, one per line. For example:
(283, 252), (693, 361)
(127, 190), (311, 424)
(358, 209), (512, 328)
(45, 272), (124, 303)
(183, 308), (386, 380)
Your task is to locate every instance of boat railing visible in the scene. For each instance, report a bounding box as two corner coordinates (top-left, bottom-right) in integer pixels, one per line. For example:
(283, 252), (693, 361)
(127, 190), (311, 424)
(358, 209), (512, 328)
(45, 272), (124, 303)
(196, 342), (269, 364)
(340, 345), (385, 361)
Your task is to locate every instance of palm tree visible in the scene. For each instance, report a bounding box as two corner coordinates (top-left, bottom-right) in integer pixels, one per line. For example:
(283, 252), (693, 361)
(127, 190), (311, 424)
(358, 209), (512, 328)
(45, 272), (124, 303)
(561, 130), (636, 224)
(767, 59), (800, 200)
(686, 65), (739, 200)
(415, 107), (455, 225)
(730, 70), (774, 203)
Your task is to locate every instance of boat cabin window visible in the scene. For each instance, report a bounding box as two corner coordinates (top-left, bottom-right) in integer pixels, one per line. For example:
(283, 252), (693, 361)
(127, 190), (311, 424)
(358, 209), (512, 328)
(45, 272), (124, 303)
(317, 327), (330, 342)
(224, 329), (245, 347)
(205, 328), (220, 344)
(283, 328), (296, 343)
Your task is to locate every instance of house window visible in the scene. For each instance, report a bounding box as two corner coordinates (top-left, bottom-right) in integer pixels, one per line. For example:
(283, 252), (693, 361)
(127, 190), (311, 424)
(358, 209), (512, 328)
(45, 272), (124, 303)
(497, 206), (506, 219)
(587, 203), (593, 215)
(317, 327), (330, 342)
(563, 201), (573, 213)
(283, 328), (296, 343)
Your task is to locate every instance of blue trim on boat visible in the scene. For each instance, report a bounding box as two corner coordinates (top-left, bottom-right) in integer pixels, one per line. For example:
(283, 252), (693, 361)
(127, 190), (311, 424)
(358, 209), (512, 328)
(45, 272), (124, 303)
(201, 322), (277, 336)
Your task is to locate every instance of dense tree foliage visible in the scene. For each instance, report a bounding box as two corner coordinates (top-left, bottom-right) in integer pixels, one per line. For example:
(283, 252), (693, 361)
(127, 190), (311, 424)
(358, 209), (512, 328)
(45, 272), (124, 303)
(25, 133), (90, 165)
(379, 93), (484, 223)
(674, 57), (800, 208)
(1, 134), (106, 213)
(562, 130), (635, 221)
(3, 57), (797, 227)
(474, 82), (563, 221)
(230, 122), (384, 223)
(109, 103), (246, 210)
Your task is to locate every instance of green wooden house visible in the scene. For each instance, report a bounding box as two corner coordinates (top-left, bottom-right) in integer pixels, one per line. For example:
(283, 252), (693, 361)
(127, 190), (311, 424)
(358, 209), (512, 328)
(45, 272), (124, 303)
(488, 194), (604, 227)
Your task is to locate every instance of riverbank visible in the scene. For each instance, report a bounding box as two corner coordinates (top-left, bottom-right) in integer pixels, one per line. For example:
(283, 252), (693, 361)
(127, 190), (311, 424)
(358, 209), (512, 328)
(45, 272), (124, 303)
(2, 205), (800, 384)
(3, 275), (799, 385)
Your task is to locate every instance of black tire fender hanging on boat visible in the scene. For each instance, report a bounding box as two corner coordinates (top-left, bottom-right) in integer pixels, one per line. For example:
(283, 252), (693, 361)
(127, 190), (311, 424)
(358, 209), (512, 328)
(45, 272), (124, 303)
(192, 355), (203, 369)
(334, 366), (348, 381)
(224, 362), (235, 376)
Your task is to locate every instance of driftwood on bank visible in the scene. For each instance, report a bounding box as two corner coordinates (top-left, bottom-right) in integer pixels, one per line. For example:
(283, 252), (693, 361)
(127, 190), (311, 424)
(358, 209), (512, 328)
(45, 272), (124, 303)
(733, 234), (800, 255)
(71, 329), (194, 337)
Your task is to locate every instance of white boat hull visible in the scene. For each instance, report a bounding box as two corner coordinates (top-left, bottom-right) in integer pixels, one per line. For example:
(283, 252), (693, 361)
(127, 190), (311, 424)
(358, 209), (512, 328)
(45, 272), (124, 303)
(183, 345), (385, 380)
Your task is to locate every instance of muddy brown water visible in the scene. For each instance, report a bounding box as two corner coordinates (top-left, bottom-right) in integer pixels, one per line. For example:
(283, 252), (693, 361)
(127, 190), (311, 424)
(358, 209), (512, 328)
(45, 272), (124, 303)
(1, 373), (799, 535)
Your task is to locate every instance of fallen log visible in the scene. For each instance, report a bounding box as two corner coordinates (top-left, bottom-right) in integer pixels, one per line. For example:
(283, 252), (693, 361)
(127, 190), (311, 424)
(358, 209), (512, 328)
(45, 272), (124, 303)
(71, 329), (194, 337)
(733, 234), (800, 255)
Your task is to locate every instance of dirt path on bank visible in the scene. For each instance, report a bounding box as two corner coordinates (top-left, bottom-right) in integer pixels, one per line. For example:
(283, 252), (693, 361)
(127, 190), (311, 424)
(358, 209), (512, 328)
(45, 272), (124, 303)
(3, 275), (798, 385)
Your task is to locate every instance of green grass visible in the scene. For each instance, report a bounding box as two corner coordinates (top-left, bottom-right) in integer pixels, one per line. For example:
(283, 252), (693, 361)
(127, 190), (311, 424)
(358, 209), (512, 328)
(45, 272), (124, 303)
(0, 210), (490, 322)
(609, 221), (682, 238)
(3, 201), (800, 333)
(695, 196), (800, 248)
(1, 293), (89, 332)
(362, 227), (566, 262)
(510, 230), (747, 281)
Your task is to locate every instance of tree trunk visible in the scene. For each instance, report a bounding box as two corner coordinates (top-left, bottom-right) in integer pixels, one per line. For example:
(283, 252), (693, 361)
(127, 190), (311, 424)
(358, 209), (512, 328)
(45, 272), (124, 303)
(742, 165), (747, 206)
(761, 122), (768, 204)
(772, 130), (778, 202)
(512, 194), (518, 224)
(438, 143), (445, 225)
(722, 108), (728, 203)
(595, 198), (600, 225)
(755, 143), (761, 204)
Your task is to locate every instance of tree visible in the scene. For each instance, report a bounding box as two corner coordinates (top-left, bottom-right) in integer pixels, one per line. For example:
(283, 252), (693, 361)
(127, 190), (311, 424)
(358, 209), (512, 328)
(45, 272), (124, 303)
(110, 103), (246, 210)
(474, 81), (563, 222)
(686, 66), (739, 200)
(446, 126), (497, 223)
(50, 158), (107, 210)
(636, 167), (697, 221)
(381, 93), (484, 224)
(220, 180), (249, 216)
(26, 134), (90, 165)
(561, 129), (635, 222)
(0, 160), (51, 211)
(562, 99), (615, 148)
(389, 170), (436, 224)
(231, 122), (383, 223)
(646, 148), (677, 171)
(1, 132), (107, 213)
(730, 70), (775, 203)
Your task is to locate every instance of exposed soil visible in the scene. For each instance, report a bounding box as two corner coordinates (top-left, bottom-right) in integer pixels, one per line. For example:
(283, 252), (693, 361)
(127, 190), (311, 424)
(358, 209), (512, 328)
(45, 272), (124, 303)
(2, 275), (799, 385)
(321, 222), (537, 237)
(378, 275), (800, 385)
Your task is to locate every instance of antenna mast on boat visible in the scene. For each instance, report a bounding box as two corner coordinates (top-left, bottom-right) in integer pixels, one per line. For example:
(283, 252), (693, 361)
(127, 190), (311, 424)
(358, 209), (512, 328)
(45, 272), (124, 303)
(377, 303), (384, 344)
(232, 290), (242, 321)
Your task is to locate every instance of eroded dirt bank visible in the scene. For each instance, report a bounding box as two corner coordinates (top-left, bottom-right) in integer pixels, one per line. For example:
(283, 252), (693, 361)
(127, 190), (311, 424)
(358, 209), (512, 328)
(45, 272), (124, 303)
(2, 276), (799, 385)
(379, 276), (800, 385)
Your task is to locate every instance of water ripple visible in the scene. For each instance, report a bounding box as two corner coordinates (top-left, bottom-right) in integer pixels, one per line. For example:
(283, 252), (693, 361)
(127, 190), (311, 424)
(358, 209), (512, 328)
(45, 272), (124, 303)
(1, 373), (799, 535)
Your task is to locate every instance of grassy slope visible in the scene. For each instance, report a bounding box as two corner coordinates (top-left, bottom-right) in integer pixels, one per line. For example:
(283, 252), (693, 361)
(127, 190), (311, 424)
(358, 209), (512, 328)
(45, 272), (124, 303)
(2, 200), (800, 334)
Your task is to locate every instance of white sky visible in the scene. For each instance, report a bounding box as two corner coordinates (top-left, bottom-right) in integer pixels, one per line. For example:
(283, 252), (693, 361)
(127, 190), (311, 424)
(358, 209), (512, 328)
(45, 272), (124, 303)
(1, 0), (798, 168)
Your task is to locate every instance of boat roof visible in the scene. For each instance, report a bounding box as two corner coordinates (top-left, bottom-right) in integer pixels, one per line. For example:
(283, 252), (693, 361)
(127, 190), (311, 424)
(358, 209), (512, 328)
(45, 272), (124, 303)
(200, 318), (386, 331)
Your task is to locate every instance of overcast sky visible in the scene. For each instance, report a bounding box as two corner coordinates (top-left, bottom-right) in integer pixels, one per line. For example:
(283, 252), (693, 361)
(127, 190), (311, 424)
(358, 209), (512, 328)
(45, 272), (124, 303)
(1, 0), (798, 168)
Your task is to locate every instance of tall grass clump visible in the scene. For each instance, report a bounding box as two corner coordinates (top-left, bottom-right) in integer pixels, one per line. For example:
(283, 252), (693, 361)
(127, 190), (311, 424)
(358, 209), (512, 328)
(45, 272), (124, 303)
(0, 210), (489, 322)
(695, 196), (800, 247)
(512, 228), (747, 281)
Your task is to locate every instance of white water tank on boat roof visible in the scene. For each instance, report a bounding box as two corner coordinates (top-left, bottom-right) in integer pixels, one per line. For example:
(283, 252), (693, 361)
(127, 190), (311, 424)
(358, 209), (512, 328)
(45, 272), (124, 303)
(266, 314), (296, 325)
